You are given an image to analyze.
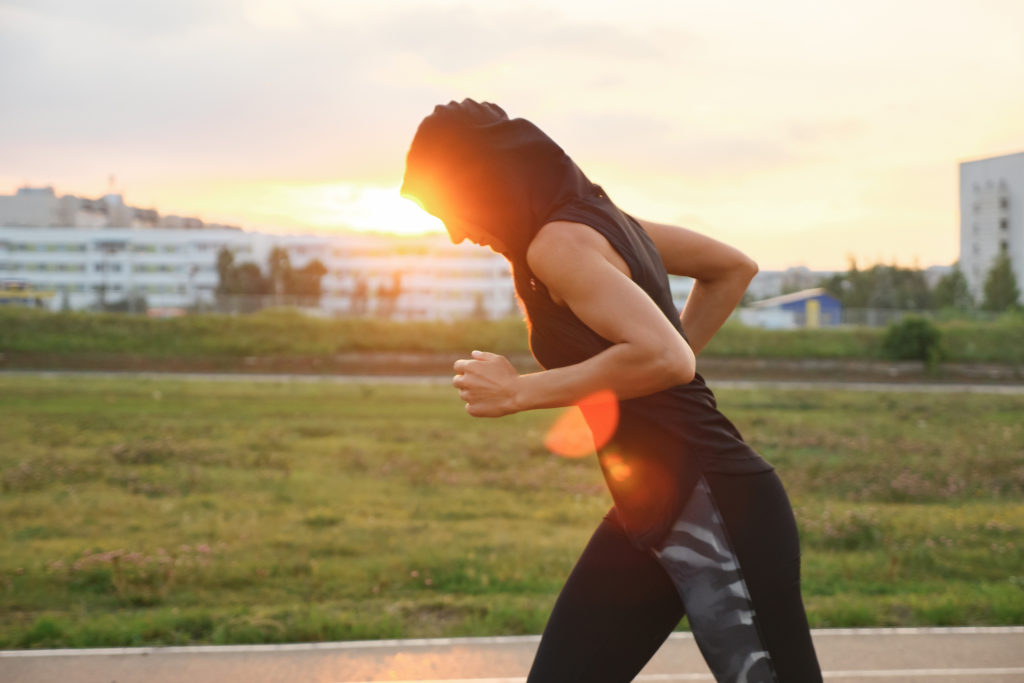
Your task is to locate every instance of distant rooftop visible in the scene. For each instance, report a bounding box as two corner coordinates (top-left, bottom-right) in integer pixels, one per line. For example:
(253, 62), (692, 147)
(0, 186), (240, 230)
(749, 287), (835, 308)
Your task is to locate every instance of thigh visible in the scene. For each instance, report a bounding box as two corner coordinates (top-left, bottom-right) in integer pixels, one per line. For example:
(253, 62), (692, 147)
(704, 470), (822, 682)
(526, 512), (684, 683)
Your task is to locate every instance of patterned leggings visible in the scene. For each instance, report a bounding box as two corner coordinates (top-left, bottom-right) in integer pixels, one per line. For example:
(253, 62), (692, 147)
(526, 470), (823, 682)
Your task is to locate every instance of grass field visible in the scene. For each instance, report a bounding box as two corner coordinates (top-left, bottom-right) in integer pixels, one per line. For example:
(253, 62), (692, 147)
(2, 307), (1024, 364)
(1, 374), (1022, 648)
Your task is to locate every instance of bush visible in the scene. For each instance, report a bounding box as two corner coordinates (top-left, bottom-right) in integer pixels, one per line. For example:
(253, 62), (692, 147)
(882, 316), (942, 365)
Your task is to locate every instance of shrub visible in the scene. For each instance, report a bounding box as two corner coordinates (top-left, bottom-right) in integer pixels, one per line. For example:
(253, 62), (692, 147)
(881, 316), (942, 365)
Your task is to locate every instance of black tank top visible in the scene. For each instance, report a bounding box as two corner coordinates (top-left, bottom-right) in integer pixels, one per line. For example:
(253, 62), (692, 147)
(513, 191), (773, 549)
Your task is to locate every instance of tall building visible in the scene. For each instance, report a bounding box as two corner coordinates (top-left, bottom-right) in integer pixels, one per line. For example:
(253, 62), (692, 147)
(959, 151), (1024, 304)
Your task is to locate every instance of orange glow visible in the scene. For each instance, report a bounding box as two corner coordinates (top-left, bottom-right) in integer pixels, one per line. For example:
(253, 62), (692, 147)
(600, 452), (633, 482)
(134, 181), (447, 237)
(543, 390), (619, 458)
(281, 183), (446, 235)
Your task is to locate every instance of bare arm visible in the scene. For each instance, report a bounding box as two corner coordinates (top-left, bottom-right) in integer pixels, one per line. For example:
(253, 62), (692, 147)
(452, 221), (695, 417)
(635, 218), (758, 354)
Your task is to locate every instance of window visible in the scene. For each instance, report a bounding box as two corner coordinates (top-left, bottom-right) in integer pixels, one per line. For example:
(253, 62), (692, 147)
(1000, 241), (1008, 253)
(1000, 219), (1008, 231)
(1000, 197), (1009, 210)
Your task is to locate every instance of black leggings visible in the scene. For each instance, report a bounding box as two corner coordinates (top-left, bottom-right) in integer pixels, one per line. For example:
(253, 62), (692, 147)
(526, 469), (822, 682)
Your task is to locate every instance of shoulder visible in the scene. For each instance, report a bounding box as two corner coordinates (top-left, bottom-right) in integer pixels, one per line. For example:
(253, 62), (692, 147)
(531, 220), (602, 250)
(527, 221), (614, 272)
(524, 222), (599, 304)
(526, 221), (632, 304)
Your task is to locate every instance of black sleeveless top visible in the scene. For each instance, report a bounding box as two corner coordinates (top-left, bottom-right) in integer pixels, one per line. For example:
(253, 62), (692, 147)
(514, 191), (773, 549)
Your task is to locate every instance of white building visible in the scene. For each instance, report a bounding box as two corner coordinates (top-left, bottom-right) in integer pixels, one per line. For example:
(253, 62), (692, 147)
(960, 151), (1024, 304)
(0, 186), (238, 230)
(0, 226), (517, 320)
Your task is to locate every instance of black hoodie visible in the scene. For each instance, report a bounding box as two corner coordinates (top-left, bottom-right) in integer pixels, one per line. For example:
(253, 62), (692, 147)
(402, 99), (772, 548)
(400, 99), (597, 262)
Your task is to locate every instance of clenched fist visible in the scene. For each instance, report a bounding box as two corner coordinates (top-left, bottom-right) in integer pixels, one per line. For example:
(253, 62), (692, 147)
(452, 350), (521, 417)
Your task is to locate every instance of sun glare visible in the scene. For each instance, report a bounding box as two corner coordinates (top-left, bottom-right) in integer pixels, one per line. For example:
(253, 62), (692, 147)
(544, 390), (619, 458)
(283, 183), (445, 236)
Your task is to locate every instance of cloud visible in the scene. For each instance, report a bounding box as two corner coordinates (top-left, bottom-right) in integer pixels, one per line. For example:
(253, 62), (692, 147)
(0, 0), (698, 188)
(557, 110), (799, 185)
(0, 0), (227, 38)
(0, 1), (405, 179)
(372, 3), (663, 73)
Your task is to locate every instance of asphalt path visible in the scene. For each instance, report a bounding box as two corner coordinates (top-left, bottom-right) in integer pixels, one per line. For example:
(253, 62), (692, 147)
(4, 369), (1024, 394)
(3, 628), (1023, 682)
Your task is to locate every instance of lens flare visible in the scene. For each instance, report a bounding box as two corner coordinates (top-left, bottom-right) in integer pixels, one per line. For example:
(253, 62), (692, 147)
(543, 390), (619, 458)
(600, 452), (633, 482)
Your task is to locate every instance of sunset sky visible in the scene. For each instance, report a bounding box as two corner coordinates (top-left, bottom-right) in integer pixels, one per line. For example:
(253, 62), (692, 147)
(2, 0), (1023, 270)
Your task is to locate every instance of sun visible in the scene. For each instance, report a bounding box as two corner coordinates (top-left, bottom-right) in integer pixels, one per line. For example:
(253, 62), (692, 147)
(283, 183), (445, 236)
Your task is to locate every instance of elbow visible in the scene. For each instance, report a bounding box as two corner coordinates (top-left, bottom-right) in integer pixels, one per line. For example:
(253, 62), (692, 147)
(650, 340), (696, 388)
(738, 255), (759, 283)
(672, 348), (697, 386)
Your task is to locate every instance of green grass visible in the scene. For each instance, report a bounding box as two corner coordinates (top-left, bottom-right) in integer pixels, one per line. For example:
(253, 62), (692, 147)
(1, 375), (1022, 648)
(2, 307), (1023, 363)
(0, 307), (532, 357)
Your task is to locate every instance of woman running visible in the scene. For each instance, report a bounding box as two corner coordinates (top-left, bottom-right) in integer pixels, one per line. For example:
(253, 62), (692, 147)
(401, 98), (823, 683)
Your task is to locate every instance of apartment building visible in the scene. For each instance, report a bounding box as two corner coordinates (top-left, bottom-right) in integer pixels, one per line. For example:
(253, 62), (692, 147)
(960, 151), (1024, 303)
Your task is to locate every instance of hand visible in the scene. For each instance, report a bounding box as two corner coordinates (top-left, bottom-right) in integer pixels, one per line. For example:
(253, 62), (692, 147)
(452, 350), (521, 417)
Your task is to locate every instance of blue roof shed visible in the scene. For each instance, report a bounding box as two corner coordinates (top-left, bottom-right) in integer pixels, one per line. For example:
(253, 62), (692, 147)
(744, 287), (842, 328)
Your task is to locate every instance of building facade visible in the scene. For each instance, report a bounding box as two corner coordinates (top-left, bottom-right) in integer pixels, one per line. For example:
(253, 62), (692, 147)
(960, 151), (1024, 304)
(0, 226), (520, 320)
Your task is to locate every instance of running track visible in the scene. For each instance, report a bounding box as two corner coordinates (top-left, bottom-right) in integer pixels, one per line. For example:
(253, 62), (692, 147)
(2, 628), (1023, 682)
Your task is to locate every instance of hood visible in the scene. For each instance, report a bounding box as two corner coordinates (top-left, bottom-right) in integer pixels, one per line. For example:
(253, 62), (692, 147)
(400, 98), (595, 261)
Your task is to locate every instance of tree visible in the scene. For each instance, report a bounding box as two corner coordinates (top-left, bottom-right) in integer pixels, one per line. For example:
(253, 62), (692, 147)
(820, 258), (931, 310)
(233, 262), (268, 296)
(290, 259), (327, 301)
(267, 246), (293, 297)
(982, 251), (1021, 312)
(932, 265), (974, 310)
(375, 272), (402, 319)
(215, 247), (236, 298)
(216, 246), (328, 311)
(216, 246), (269, 297)
(351, 277), (369, 316)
